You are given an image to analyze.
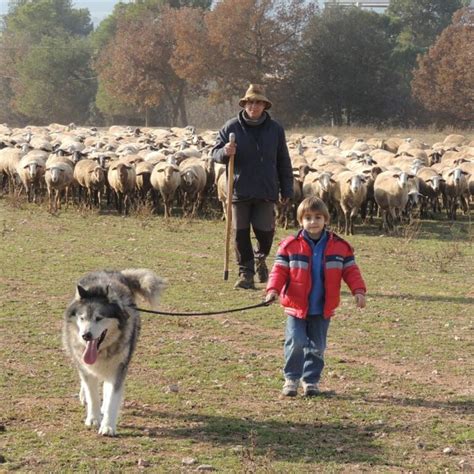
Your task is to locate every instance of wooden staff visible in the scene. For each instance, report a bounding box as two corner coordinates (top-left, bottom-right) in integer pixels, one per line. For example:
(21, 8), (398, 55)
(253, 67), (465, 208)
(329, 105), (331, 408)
(223, 132), (236, 280)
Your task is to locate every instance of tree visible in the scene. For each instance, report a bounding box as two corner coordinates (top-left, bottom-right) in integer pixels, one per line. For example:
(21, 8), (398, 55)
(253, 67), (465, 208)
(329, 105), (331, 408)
(0, 0), (94, 124)
(384, 0), (468, 123)
(411, 7), (474, 126)
(284, 7), (396, 126)
(172, 0), (315, 104)
(95, 7), (188, 126)
(13, 36), (95, 124)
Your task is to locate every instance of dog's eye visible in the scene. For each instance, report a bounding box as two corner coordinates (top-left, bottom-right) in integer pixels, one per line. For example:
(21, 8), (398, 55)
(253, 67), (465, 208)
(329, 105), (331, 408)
(95, 316), (103, 322)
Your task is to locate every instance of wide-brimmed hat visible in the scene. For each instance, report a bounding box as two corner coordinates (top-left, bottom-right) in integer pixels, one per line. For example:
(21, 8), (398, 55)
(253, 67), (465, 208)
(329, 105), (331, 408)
(239, 84), (272, 110)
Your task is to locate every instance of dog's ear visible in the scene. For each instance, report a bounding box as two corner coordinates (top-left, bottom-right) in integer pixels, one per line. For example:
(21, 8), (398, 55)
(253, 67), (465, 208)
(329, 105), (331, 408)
(76, 285), (89, 300)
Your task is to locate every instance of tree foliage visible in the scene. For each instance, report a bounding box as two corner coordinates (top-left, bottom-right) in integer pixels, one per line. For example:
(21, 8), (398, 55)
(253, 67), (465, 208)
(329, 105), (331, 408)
(172, 0), (315, 102)
(0, 0), (94, 124)
(411, 7), (474, 125)
(95, 6), (188, 126)
(284, 7), (396, 125)
(14, 36), (95, 124)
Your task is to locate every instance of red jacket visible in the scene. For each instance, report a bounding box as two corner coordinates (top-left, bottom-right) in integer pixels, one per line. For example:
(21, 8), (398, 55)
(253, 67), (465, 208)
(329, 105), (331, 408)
(266, 230), (366, 319)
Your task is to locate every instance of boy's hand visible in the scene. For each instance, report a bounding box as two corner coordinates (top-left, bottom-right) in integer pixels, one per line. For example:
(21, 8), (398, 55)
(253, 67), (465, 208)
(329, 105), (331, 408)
(354, 293), (366, 309)
(265, 291), (279, 304)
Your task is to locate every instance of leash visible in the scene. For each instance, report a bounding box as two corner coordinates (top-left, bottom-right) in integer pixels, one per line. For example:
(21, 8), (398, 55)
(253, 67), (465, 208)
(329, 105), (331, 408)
(133, 300), (271, 317)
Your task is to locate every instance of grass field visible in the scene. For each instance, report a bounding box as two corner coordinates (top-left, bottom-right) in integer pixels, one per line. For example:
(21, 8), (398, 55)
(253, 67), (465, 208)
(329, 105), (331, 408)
(0, 198), (473, 473)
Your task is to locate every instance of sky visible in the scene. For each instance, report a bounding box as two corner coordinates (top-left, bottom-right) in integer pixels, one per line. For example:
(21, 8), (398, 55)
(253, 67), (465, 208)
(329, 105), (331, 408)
(0, 0), (393, 27)
(0, 1), (133, 26)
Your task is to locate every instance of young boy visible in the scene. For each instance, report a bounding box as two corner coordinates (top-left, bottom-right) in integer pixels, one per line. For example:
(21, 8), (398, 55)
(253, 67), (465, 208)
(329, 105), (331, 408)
(265, 196), (366, 397)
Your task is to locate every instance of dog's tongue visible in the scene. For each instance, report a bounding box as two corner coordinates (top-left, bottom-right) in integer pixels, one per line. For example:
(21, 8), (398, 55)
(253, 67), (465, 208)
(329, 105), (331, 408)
(83, 339), (98, 365)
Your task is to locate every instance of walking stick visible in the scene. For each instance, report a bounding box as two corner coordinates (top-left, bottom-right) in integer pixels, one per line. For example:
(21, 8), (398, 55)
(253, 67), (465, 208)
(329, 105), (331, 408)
(223, 132), (236, 281)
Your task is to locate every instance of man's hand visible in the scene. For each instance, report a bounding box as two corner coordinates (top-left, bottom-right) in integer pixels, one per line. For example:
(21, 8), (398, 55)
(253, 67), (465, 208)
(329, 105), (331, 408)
(224, 141), (237, 157)
(279, 197), (290, 206)
(354, 293), (366, 309)
(265, 291), (279, 304)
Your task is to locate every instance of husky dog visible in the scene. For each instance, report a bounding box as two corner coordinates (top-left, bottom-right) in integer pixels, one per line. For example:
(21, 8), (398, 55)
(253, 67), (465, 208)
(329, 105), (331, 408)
(63, 268), (165, 436)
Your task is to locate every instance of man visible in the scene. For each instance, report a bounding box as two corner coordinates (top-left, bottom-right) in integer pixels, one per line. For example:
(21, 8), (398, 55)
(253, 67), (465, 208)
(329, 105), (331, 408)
(212, 84), (294, 289)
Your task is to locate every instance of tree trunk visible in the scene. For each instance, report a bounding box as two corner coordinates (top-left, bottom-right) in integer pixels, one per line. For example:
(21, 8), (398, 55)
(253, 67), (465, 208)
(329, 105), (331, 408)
(178, 88), (188, 127)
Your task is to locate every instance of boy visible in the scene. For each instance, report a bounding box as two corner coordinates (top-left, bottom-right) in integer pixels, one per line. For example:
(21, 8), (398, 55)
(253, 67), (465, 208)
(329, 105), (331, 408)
(265, 196), (366, 397)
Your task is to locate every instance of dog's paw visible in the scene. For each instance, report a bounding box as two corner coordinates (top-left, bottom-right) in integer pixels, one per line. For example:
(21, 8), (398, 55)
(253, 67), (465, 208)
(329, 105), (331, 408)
(98, 424), (116, 436)
(85, 415), (101, 427)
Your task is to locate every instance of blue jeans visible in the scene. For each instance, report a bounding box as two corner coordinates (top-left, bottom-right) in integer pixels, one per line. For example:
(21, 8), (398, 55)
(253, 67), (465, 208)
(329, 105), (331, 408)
(283, 314), (330, 384)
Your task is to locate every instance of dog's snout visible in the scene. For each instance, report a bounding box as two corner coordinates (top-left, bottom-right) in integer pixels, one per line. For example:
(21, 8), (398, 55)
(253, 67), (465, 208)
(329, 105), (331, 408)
(82, 332), (93, 341)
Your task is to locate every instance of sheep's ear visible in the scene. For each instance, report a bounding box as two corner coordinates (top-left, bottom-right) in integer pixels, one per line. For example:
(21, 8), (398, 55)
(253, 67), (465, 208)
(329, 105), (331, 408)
(462, 171), (469, 175)
(440, 178), (446, 183)
(408, 174), (415, 179)
(393, 173), (400, 178)
(76, 285), (89, 300)
(362, 169), (371, 174)
(448, 170), (454, 176)
(371, 159), (378, 164)
(330, 178), (337, 183)
(425, 178), (432, 183)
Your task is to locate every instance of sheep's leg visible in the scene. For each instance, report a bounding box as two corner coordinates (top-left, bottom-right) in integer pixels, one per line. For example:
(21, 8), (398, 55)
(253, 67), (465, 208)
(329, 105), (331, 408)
(48, 188), (53, 212)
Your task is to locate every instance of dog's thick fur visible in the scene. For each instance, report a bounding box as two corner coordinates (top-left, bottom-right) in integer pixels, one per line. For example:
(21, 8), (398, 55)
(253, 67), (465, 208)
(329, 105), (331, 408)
(63, 268), (165, 436)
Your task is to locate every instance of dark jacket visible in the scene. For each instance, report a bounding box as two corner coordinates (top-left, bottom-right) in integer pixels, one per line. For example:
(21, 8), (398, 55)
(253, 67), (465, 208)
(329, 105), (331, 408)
(266, 230), (367, 319)
(211, 111), (293, 202)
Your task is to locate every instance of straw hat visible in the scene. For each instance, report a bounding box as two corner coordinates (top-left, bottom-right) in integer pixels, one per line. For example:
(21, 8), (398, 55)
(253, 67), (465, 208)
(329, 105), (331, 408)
(239, 84), (272, 110)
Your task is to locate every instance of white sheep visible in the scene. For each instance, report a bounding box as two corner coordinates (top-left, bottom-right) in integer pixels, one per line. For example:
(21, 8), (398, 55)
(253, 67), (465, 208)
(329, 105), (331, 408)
(179, 161), (207, 218)
(416, 167), (445, 216)
(333, 170), (367, 235)
(44, 162), (74, 212)
(374, 171), (416, 232)
(16, 153), (47, 202)
(150, 161), (181, 217)
(441, 167), (470, 220)
(107, 162), (136, 215)
(74, 159), (106, 209)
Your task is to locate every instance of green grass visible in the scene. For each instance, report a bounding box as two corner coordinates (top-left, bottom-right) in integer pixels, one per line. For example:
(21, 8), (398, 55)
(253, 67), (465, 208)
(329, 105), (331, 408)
(0, 199), (473, 472)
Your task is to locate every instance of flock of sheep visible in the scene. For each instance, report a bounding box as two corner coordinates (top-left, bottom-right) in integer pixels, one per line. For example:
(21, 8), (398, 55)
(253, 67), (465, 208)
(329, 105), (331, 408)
(0, 122), (472, 234)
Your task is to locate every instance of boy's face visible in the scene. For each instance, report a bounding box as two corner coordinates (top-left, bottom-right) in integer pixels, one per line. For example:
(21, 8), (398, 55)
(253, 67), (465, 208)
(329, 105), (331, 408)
(301, 211), (328, 239)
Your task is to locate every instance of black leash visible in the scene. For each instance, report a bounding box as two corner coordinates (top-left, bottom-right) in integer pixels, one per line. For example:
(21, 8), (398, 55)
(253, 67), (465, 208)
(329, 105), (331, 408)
(133, 300), (271, 317)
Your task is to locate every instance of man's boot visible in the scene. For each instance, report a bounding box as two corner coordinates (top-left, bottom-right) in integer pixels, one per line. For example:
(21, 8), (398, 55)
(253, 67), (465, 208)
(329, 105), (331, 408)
(255, 257), (269, 283)
(233, 273), (255, 290)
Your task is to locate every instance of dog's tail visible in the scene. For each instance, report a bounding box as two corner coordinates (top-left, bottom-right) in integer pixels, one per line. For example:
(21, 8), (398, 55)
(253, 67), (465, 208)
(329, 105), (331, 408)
(121, 268), (167, 309)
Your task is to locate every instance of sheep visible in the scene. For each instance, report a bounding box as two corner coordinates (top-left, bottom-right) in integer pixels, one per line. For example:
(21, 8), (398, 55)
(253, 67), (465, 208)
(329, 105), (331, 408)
(179, 161), (207, 218)
(135, 161), (154, 204)
(415, 167), (445, 216)
(107, 162), (136, 215)
(44, 162), (74, 212)
(215, 168), (228, 220)
(333, 171), (368, 235)
(459, 161), (474, 198)
(441, 167), (470, 220)
(16, 153), (47, 203)
(74, 159), (106, 209)
(0, 145), (30, 193)
(276, 177), (303, 229)
(150, 161), (181, 217)
(374, 171), (416, 232)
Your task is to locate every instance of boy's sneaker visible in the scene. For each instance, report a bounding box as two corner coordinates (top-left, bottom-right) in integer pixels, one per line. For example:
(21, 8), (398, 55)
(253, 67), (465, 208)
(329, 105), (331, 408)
(256, 257), (269, 283)
(281, 379), (299, 397)
(302, 381), (320, 397)
(233, 273), (255, 290)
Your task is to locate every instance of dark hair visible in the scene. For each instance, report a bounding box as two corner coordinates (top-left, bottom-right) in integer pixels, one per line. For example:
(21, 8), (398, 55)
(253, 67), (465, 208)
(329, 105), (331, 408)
(296, 197), (330, 224)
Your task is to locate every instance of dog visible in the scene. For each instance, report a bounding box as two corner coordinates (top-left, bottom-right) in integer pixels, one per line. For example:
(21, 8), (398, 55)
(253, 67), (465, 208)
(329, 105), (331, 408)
(63, 268), (165, 436)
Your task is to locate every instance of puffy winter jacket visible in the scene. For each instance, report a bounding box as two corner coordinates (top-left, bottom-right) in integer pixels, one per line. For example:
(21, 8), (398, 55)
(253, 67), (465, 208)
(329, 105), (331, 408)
(266, 230), (366, 319)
